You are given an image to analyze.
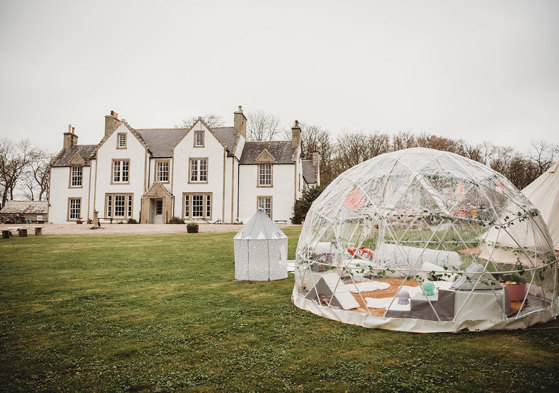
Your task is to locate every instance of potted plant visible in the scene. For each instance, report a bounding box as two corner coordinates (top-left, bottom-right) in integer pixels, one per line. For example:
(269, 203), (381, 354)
(501, 273), (528, 302)
(187, 222), (199, 233)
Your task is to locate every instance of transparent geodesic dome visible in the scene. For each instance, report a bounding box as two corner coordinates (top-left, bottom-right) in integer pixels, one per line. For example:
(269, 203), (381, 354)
(293, 148), (558, 332)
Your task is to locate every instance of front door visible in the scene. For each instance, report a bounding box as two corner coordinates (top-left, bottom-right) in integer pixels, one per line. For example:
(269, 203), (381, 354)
(151, 199), (163, 224)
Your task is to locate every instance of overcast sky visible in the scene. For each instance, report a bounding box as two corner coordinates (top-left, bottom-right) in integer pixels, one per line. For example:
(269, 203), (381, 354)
(0, 0), (557, 154)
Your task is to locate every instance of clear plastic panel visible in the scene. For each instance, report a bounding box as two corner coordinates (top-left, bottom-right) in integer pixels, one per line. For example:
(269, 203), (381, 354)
(294, 148), (558, 331)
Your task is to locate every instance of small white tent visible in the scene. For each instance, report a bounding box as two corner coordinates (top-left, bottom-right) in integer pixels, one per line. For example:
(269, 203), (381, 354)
(234, 209), (288, 281)
(523, 161), (559, 250)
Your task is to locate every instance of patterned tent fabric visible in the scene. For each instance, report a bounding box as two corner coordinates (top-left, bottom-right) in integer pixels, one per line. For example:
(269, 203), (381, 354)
(234, 209), (288, 281)
(293, 148), (558, 332)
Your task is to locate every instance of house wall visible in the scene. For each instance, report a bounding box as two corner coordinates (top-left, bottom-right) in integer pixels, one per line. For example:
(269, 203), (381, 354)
(238, 163), (295, 223)
(49, 166), (91, 223)
(172, 121), (227, 222)
(93, 123), (147, 222)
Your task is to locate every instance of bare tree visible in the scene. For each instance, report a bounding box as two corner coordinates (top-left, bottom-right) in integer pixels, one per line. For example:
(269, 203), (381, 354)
(20, 149), (52, 201)
(392, 132), (417, 151)
(529, 140), (558, 176)
(0, 138), (34, 207)
(334, 131), (391, 174)
(490, 146), (514, 175)
(246, 111), (282, 141)
(298, 123), (337, 184)
(178, 114), (225, 128)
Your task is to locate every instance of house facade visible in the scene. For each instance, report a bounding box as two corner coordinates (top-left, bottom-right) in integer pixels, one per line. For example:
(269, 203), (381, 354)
(49, 107), (320, 224)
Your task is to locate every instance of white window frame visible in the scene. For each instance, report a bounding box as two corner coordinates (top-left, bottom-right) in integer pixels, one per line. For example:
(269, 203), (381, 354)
(68, 198), (81, 221)
(117, 133), (127, 149)
(183, 192), (212, 220)
(70, 166), (83, 188)
(258, 164), (272, 187)
(105, 193), (133, 219)
(112, 159), (130, 184)
(155, 160), (170, 183)
(189, 158), (208, 183)
(194, 131), (205, 147)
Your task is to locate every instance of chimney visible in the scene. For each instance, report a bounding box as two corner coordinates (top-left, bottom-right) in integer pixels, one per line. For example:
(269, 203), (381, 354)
(105, 110), (121, 138)
(291, 120), (301, 148)
(312, 151), (320, 170)
(63, 124), (78, 151)
(234, 105), (246, 138)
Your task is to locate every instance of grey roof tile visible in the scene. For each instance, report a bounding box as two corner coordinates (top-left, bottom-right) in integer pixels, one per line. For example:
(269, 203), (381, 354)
(136, 128), (187, 158)
(0, 200), (48, 214)
(136, 127), (237, 157)
(240, 141), (296, 164)
(302, 160), (317, 184)
(51, 145), (97, 167)
(212, 127), (236, 152)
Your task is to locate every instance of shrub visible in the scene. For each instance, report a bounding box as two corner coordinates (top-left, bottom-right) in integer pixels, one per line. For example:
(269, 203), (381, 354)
(291, 186), (324, 224)
(187, 222), (199, 233)
(127, 218), (138, 224)
(169, 216), (185, 224)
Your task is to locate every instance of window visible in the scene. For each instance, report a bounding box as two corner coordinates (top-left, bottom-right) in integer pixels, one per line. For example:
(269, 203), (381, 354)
(114, 195), (125, 217)
(70, 166), (82, 187)
(189, 158), (208, 183)
(183, 193), (212, 220)
(258, 164), (272, 187)
(105, 193), (133, 218)
(156, 161), (169, 183)
(117, 133), (127, 149)
(257, 196), (272, 219)
(68, 198), (81, 220)
(155, 200), (163, 215)
(194, 131), (205, 147)
(112, 160), (129, 183)
(192, 195), (203, 217)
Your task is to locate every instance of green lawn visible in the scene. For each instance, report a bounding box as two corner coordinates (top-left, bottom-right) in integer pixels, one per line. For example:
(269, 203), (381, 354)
(1, 227), (559, 392)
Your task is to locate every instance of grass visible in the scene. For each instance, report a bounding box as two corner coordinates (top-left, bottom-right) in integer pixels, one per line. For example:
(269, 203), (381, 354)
(1, 227), (559, 392)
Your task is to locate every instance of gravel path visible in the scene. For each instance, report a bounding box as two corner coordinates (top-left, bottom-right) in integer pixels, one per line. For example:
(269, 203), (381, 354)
(0, 223), (294, 235)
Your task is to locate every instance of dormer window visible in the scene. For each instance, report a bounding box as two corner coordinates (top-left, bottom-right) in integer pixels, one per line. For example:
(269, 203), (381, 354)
(117, 133), (127, 149)
(70, 166), (83, 188)
(258, 164), (272, 187)
(194, 131), (205, 147)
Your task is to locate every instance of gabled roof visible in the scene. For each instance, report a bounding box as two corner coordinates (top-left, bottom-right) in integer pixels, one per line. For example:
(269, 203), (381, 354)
(143, 181), (173, 198)
(51, 145), (97, 167)
(136, 125), (237, 158)
(302, 160), (317, 184)
(240, 141), (296, 164)
(136, 129), (187, 158)
(0, 200), (48, 214)
(234, 209), (287, 240)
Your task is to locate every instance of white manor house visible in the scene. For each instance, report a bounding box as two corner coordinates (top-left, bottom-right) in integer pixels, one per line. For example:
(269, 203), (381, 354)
(48, 107), (320, 224)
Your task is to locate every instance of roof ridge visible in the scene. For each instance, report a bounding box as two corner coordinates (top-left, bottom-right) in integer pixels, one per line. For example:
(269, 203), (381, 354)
(137, 128), (188, 131)
(246, 140), (291, 143)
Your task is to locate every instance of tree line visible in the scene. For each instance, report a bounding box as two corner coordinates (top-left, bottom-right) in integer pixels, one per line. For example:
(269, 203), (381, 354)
(231, 111), (558, 190)
(1, 112), (556, 208)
